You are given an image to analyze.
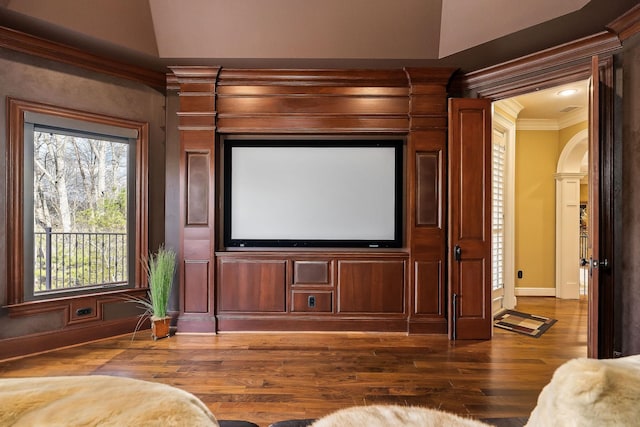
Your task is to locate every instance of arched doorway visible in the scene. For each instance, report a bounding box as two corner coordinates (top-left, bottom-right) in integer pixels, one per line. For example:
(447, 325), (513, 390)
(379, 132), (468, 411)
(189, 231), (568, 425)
(555, 129), (588, 299)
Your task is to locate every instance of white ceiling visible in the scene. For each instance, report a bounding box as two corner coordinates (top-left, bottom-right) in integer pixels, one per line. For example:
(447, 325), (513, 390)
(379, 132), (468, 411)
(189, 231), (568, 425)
(511, 79), (590, 123)
(438, 0), (589, 57)
(149, 0), (442, 60)
(2, 0), (592, 61)
(1, 0), (636, 72)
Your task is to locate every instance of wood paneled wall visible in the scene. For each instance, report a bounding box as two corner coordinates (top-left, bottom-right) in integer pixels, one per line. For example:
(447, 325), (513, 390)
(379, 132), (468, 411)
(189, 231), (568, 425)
(170, 66), (220, 333)
(169, 67), (454, 333)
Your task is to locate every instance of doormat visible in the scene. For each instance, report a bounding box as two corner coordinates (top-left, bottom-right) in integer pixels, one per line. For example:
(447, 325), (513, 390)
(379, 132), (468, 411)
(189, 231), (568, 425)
(494, 310), (557, 338)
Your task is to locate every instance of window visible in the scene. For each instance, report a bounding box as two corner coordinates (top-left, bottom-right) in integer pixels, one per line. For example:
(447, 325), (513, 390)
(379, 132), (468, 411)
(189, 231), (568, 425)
(492, 129), (506, 292)
(7, 99), (148, 305)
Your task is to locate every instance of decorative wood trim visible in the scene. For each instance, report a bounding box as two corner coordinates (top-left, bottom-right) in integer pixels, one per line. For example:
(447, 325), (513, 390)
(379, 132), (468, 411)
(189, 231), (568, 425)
(136, 122), (149, 288)
(185, 152), (211, 225)
(404, 68), (451, 332)
(170, 66), (222, 81)
(607, 3), (640, 42)
(408, 319), (448, 334)
(216, 250), (410, 258)
(217, 68), (412, 86)
(0, 317), (144, 361)
(595, 55), (616, 358)
(216, 316), (409, 333)
(169, 67), (454, 334)
(414, 260), (443, 315)
(170, 66), (221, 334)
(0, 26), (165, 91)
(166, 73), (180, 91)
(215, 68), (422, 135)
(5, 98), (149, 308)
(6, 288), (147, 318)
(415, 152), (441, 227)
(471, 64), (594, 101)
(6, 97), (25, 305)
(457, 32), (621, 99)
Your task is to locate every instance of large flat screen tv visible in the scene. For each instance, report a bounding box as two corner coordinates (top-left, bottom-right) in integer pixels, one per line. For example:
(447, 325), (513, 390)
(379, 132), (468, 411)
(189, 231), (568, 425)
(223, 139), (403, 248)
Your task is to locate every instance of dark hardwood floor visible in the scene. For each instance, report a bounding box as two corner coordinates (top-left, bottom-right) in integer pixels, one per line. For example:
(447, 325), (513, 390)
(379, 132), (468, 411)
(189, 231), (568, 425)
(0, 296), (587, 426)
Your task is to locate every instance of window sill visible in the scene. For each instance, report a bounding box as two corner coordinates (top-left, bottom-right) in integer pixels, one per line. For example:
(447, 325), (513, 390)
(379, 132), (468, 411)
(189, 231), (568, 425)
(5, 288), (149, 320)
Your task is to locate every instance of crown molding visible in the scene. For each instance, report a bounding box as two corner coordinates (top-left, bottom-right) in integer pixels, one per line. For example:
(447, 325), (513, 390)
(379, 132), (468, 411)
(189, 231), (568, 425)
(516, 108), (587, 131)
(607, 3), (640, 42)
(516, 119), (560, 131)
(496, 98), (525, 119)
(459, 31), (621, 99)
(558, 108), (588, 129)
(0, 26), (165, 91)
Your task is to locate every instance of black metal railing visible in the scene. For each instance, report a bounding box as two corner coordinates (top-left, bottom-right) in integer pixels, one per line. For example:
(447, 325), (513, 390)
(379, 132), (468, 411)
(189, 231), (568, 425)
(580, 231), (589, 262)
(34, 227), (127, 293)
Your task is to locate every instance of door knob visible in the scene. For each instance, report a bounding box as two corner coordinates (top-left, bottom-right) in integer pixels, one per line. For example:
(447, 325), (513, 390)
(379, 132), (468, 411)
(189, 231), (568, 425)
(592, 259), (609, 269)
(454, 245), (462, 261)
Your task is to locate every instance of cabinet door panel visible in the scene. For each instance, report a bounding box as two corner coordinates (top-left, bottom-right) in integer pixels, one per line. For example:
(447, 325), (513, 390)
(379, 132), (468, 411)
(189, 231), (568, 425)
(219, 260), (286, 312)
(414, 260), (443, 316)
(338, 260), (405, 313)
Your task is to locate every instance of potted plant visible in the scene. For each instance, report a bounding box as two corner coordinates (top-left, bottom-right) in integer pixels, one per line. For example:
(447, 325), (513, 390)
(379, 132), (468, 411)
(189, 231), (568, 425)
(127, 245), (176, 340)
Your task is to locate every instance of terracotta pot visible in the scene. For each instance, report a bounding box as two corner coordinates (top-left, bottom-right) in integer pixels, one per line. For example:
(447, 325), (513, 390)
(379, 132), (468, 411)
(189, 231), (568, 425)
(151, 317), (171, 340)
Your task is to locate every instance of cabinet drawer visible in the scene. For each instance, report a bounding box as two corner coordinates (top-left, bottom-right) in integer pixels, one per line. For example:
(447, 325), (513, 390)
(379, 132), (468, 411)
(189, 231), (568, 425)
(291, 291), (332, 312)
(293, 260), (331, 285)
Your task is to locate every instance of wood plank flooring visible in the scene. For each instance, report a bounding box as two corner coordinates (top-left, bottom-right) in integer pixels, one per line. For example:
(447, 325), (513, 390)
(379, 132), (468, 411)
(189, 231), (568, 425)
(0, 297), (587, 426)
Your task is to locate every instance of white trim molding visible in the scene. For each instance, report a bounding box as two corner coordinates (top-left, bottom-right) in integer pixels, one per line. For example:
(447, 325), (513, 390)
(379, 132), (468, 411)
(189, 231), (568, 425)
(492, 109), (518, 310)
(496, 98), (524, 120)
(555, 129), (588, 300)
(515, 287), (557, 297)
(517, 118), (560, 131)
(517, 109), (587, 131)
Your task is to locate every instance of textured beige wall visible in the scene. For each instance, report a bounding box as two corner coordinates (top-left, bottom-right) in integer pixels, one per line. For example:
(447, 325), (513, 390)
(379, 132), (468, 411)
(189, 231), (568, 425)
(0, 48), (166, 339)
(621, 33), (640, 356)
(7, 0), (159, 56)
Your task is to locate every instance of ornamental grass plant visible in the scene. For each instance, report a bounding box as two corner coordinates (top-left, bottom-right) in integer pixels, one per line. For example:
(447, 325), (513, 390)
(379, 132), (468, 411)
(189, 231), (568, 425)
(124, 245), (176, 338)
(146, 246), (176, 319)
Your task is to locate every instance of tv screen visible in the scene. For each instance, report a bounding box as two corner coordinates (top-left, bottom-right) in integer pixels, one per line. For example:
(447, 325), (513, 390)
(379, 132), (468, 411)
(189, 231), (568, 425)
(223, 139), (403, 248)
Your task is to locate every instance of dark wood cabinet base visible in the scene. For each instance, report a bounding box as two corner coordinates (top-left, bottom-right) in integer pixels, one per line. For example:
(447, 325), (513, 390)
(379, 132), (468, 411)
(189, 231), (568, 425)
(214, 251), (415, 333)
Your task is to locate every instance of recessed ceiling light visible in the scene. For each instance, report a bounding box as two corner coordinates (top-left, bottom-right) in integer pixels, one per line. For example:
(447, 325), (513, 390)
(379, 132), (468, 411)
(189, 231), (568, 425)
(557, 89), (578, 97)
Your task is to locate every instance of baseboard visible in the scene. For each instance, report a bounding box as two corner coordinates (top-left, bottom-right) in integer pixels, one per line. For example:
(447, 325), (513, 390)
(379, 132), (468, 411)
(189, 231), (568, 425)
(0, 317), (143, 361)
(515, 287), (556, 297)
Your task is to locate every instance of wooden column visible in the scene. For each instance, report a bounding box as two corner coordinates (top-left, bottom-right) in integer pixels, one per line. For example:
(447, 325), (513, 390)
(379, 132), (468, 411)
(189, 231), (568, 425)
(405, 68), (454, 333)
(170, 66), (220, 333)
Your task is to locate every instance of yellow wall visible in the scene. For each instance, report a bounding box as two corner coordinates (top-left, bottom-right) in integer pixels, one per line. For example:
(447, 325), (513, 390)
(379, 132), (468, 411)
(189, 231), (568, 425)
(559, 121), (589, 204)
(515, 130), (559, 288)
(559, 121), (588, 153)
(581, 184), (589, 202)
(513, 121), (588, 290)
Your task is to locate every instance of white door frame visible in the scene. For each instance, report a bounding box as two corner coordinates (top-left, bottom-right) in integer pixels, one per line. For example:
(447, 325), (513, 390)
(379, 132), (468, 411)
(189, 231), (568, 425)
(555, 129), (588, 299)
(492, 109), (518, 309)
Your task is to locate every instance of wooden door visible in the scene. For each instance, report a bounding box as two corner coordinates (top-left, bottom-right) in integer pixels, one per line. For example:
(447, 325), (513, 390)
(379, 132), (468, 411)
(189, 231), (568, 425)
(448, 98), (493, 340)
(588, 56), (600, 358)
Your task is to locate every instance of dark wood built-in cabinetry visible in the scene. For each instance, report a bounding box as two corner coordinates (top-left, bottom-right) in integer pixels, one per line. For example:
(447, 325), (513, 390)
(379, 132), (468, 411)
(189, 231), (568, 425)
(169, 67), (457, 334)
(217, 252), (408, 331)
